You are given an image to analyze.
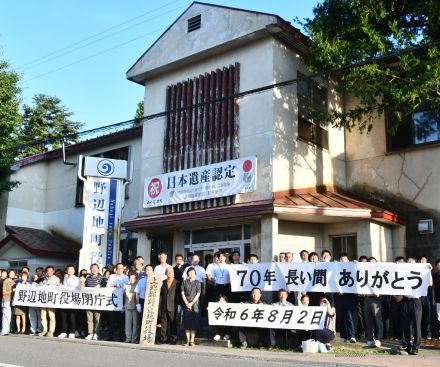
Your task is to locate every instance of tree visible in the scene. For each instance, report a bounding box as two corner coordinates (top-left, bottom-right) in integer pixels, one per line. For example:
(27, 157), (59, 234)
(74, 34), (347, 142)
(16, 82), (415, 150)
(299, 0), (440, 132)
(19, 94), (83, 156)
(134, 100), (144, 125)
(0, 60), (22, 192)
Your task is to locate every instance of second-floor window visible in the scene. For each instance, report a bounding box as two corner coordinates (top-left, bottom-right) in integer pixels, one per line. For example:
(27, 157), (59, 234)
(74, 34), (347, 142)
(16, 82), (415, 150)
(386, 106), (440, 151)
(297, 72), (329, 149)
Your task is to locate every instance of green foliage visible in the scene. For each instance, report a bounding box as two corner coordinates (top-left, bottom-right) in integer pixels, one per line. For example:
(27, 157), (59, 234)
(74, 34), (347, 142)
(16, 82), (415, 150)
(299, 0), (440, 132)
(0, 60), (21, 192)
(19, 94), (84, 156)
(134, 100), (144, 125)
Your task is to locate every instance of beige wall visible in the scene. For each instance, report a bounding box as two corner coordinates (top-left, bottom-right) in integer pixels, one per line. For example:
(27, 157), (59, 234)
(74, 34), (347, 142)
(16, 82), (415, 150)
(277, 220), (323, 257)
(272, 39), (346, 192)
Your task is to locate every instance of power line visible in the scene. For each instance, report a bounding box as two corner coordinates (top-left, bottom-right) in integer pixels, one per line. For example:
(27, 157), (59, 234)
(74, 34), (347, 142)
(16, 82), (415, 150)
(22, 0), (236, 82)
(9, 40), (439, 155)
(21, 1), (191, 72)
(19, 0), (188, 69)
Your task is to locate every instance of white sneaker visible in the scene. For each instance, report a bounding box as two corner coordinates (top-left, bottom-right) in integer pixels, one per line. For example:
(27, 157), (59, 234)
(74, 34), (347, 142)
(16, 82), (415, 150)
(92, 334), (98, 340)
(58, 333), (67, 338)
(349, 337), (357, 343)
(223, 334), (230, 340)
(213, 334), (221, 341)
(374, 340), (381, 348)
(366, 340), (375, 347)
(68, 333), (75, 339)
(85, 334), (93, 340)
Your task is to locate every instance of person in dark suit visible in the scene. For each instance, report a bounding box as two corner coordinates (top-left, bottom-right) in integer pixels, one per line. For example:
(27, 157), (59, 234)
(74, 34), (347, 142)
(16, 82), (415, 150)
(159, 267), (181, 344)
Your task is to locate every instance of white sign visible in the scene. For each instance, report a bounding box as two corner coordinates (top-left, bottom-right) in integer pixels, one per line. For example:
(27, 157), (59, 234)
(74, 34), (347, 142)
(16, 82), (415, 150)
(13, 284), (123, 311)
(208, 303), (326, 330)
(84, 157), (127, 179)
(79, 177), (124, 271)
(229, 262), (430, 297)
(143, 156), (257, 208)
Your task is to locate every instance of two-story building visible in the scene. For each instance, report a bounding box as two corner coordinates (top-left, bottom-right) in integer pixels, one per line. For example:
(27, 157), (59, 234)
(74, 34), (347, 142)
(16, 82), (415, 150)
(124, 2), (409, 266)
(0, 126), (142, 272)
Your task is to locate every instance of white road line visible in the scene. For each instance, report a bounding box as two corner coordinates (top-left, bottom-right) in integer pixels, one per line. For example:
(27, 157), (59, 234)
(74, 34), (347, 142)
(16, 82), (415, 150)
(0, 364), (25, 367)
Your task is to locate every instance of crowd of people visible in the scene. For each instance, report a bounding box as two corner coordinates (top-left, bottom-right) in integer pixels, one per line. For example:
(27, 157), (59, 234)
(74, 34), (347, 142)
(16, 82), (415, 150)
(1, 250), (439, 355)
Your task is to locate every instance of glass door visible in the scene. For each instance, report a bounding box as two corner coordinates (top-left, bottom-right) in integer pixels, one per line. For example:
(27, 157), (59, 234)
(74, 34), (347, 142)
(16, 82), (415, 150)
(189, 242), (244, 266)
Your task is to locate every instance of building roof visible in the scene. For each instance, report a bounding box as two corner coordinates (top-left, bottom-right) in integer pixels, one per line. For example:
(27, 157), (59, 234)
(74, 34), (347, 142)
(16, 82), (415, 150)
(273, 187), (404, 225)
(0, 226), (81, 258)
(127, 1), (308, 84)
(15, 125), (142, 168)
(124, 186), (404, 231)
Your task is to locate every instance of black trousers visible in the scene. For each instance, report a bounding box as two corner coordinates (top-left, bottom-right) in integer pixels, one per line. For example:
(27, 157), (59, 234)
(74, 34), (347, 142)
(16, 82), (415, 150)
(402, 298), (422, 352)
(238, 327), (267, 346)
(109, 311), (125, 341)
(61, 309), (76, 334)
(160, 310), (177, 342)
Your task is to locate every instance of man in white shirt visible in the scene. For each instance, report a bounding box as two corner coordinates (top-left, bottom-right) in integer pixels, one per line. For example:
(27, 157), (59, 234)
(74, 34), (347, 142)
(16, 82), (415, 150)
(206, 251), (231, 300)
(154, 252), (173, 281)
(270, 289), (293, 349)
(107, 263), (129, 341)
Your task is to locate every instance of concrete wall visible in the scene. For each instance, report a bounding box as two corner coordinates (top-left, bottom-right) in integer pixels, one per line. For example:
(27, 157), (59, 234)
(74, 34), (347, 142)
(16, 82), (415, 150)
(344, 93), (440, 260)
(139, 37), (276, 218)
(272, 40), (346, 192)
(277, 220), (323, 257)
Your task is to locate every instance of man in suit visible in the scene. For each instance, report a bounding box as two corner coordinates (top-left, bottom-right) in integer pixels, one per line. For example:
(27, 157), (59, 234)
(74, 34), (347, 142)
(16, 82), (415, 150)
(159, 267), (181, 344)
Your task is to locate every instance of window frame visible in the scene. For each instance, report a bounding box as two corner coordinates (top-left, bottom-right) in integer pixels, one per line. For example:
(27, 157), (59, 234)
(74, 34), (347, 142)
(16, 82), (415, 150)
(386, 106), (440, 152)
(297, 72), (329, 150)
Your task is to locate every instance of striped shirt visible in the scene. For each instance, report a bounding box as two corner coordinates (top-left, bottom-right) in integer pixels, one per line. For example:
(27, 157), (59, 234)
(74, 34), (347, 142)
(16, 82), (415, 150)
(85, 274), (105, 287)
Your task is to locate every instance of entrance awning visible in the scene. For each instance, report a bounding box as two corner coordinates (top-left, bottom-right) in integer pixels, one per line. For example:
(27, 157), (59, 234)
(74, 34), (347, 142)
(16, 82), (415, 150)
(124, 186), (404, 231)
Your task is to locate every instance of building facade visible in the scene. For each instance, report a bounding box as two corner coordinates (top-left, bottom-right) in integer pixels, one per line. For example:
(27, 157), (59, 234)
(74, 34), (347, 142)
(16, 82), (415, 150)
(125, 2), (405, 266)
(0, 127), (142, 271)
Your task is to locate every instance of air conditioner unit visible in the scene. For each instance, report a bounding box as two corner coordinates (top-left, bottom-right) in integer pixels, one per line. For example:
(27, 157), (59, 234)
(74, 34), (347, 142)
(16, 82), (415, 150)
(418, 219), (433, 234)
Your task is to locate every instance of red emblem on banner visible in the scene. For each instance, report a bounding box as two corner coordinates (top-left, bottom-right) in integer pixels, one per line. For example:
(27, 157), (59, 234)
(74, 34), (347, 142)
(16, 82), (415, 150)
(147, 178), (162, 198)
(243, 159), (253, 172)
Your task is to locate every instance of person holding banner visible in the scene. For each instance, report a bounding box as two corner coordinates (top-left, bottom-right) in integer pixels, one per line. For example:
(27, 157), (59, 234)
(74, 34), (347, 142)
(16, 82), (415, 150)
(107, 263), (129, 341)
(58, 265), (80, 339)
(238, 287), (268, 349)
(84, 263), (106, 341)
(363, 257), (383, 348)
(269, 289), (293, 349)
(181, 267), (201, 346)
(159, 267), (181, 344)
(39, 266), (60, 337)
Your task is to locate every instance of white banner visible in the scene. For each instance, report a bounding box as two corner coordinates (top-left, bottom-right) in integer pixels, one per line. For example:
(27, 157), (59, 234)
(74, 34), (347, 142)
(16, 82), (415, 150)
(143, 156), (257, 208)
(229, 262), (430, 297)
(208, 302), (326, 330)
(79, 176), (124, 271)
(13, 284), (123, 311)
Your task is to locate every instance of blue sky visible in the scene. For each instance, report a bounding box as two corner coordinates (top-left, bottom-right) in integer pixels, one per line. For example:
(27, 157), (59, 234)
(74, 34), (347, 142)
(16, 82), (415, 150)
(0, 1), (318, 131)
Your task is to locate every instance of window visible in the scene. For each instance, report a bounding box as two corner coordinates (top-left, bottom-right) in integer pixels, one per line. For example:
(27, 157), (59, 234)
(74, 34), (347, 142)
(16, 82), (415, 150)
(387, 107), (440, 151)
(297, 72), (329, 149)
(187, 14), (201, 33)
(331, 235), (357, 261)
(9, 260), (28, 269)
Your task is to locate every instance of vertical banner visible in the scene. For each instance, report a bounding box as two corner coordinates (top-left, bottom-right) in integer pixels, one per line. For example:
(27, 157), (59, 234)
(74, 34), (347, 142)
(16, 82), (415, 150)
(139, 273), (162, 345)
(79, 177), (124, 271)
(79, 156), (128, 272)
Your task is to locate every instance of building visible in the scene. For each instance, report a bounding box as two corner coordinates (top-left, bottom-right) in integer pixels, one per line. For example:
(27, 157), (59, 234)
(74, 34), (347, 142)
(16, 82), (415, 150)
(0, 126), (142, 272)
(125, 2), (409, 266)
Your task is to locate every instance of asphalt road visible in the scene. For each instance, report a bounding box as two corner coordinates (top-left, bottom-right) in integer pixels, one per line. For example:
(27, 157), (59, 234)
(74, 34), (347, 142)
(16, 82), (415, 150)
(0, 335), (438, 367)
(0, 336), (286, 367)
